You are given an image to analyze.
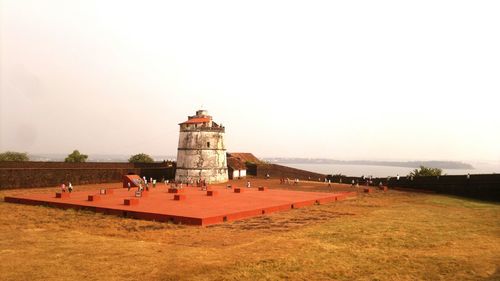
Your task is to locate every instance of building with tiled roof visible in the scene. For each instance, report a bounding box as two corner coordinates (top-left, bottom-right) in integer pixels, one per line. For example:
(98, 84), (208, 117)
(227, 156), (247, 179)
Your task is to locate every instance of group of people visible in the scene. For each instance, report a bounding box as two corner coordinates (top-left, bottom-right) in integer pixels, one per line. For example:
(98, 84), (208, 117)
(127, 176), (158, 192)
(60, 182), (74, 193)
(280, 177), (300, 185)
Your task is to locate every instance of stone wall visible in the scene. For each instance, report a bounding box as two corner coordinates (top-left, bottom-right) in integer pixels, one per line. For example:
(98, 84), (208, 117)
(0, 162), (175, 189)
(255, 164), (326, 180)
(385, 174), (500, 201)
(326, 173), (500, 201)
(176, 129), (228, 183)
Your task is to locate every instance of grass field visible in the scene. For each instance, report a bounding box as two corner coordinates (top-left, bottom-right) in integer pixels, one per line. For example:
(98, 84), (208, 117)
(0, 180), (498, 281)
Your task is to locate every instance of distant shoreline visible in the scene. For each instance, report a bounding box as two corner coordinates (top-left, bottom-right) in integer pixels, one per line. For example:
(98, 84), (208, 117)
(264, 158), (474, 170)
(27, 154), (475, 170)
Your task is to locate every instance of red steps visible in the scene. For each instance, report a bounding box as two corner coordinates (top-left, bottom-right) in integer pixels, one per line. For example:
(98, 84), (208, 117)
(124, 198), (139, 206)
(174, 194), (186, 201)
(207, 190), (218, 196)
(55, 192), (70, 199)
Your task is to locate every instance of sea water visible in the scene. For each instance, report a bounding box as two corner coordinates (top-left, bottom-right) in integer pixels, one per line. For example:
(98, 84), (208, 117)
(278, 162), (500, 177)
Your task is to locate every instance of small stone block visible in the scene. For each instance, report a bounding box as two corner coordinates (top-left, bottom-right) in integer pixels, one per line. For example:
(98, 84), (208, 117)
(168, 188), (183, 193)
(124, 198), (139, 205)
(364, 188), (373, 193)
(234, 188), (243, 193)
(88, 195), (100, 201)
(174, 194), (186, 200)
(207, 190), (218, 196)
(258, 187), (267, 191)
(56, 192), (70, 199)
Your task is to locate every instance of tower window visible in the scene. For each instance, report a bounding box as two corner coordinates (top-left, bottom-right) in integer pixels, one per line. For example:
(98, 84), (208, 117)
(207, 142), (210, 148)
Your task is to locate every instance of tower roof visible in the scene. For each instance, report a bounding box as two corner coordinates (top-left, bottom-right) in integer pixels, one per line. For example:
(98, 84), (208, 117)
(179, 117), (210, 125)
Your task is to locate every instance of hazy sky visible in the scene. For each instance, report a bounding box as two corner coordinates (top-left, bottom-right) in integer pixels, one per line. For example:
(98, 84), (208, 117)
(1, 0), (499, 163)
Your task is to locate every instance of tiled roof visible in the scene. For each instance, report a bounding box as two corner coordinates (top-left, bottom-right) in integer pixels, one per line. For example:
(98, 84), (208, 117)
(227, 153), (261, 164)
(227, 157), (247, 170)
(180, 117), (210, 125)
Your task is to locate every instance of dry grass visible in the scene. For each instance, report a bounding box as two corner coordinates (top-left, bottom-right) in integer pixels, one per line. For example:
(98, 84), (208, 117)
(0, 182), (498, 281)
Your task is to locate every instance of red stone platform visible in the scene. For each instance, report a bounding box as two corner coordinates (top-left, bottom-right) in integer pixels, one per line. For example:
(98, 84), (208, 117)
(4, 185), (356, 226)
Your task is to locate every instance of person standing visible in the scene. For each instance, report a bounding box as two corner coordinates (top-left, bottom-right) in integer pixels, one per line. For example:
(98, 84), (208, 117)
(61, 183), (66, 193)
(68, 182), (73, 193)
(127, 182), (131, 191)
(153, 179), (157, 188)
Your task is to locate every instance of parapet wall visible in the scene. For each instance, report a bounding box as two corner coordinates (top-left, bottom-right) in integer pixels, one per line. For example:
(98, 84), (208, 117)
(0, 162), (176, 189)
(386, 174), (500, 201)
(254, 164), (326, 180)
(327, 173), (500, 201)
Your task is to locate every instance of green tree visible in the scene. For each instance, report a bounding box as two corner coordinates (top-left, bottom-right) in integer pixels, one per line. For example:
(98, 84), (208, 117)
(408, 166), (442, 177)
(64, 150), (88, 163)
(0, 151), (29, 161)
(128, 153), (154, 163)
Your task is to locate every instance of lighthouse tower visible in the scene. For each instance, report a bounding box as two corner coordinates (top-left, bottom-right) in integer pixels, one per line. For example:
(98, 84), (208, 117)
(175, 110), (228, 183)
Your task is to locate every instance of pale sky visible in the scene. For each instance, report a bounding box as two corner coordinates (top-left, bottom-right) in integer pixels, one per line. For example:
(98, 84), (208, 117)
(1, 0), (499, 163)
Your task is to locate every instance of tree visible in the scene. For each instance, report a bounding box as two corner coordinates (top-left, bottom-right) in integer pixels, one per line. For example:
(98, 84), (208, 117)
(408, 166), (442, 177)
(0, 151), (29, 162)
(65, 150), (88, 163)
(128, 153), (154, 163)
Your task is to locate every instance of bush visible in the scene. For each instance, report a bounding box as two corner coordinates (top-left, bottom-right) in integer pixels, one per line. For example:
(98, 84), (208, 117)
(0, 151), (29, 161)
(128, 153), (154, 163)
(65, 150), (88, 163)
(408, 166), (442, 177)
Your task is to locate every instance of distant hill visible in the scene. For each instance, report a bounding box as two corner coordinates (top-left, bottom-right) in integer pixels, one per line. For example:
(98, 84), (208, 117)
(28, 154), (176, 162)
(263, 158), (474, 169)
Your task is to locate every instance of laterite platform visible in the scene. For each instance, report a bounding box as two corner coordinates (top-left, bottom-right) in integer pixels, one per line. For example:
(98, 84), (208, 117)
(4, 184), (356, 226)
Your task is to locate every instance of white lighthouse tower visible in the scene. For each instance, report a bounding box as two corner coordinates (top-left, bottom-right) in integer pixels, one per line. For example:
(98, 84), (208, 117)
(175, 110), (228, 183)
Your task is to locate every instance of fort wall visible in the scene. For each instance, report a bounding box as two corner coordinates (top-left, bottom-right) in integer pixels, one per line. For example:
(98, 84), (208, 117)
(253, 163), (326, 180)
(0, 162), (175, 189)
(327, 173), (500, 201)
